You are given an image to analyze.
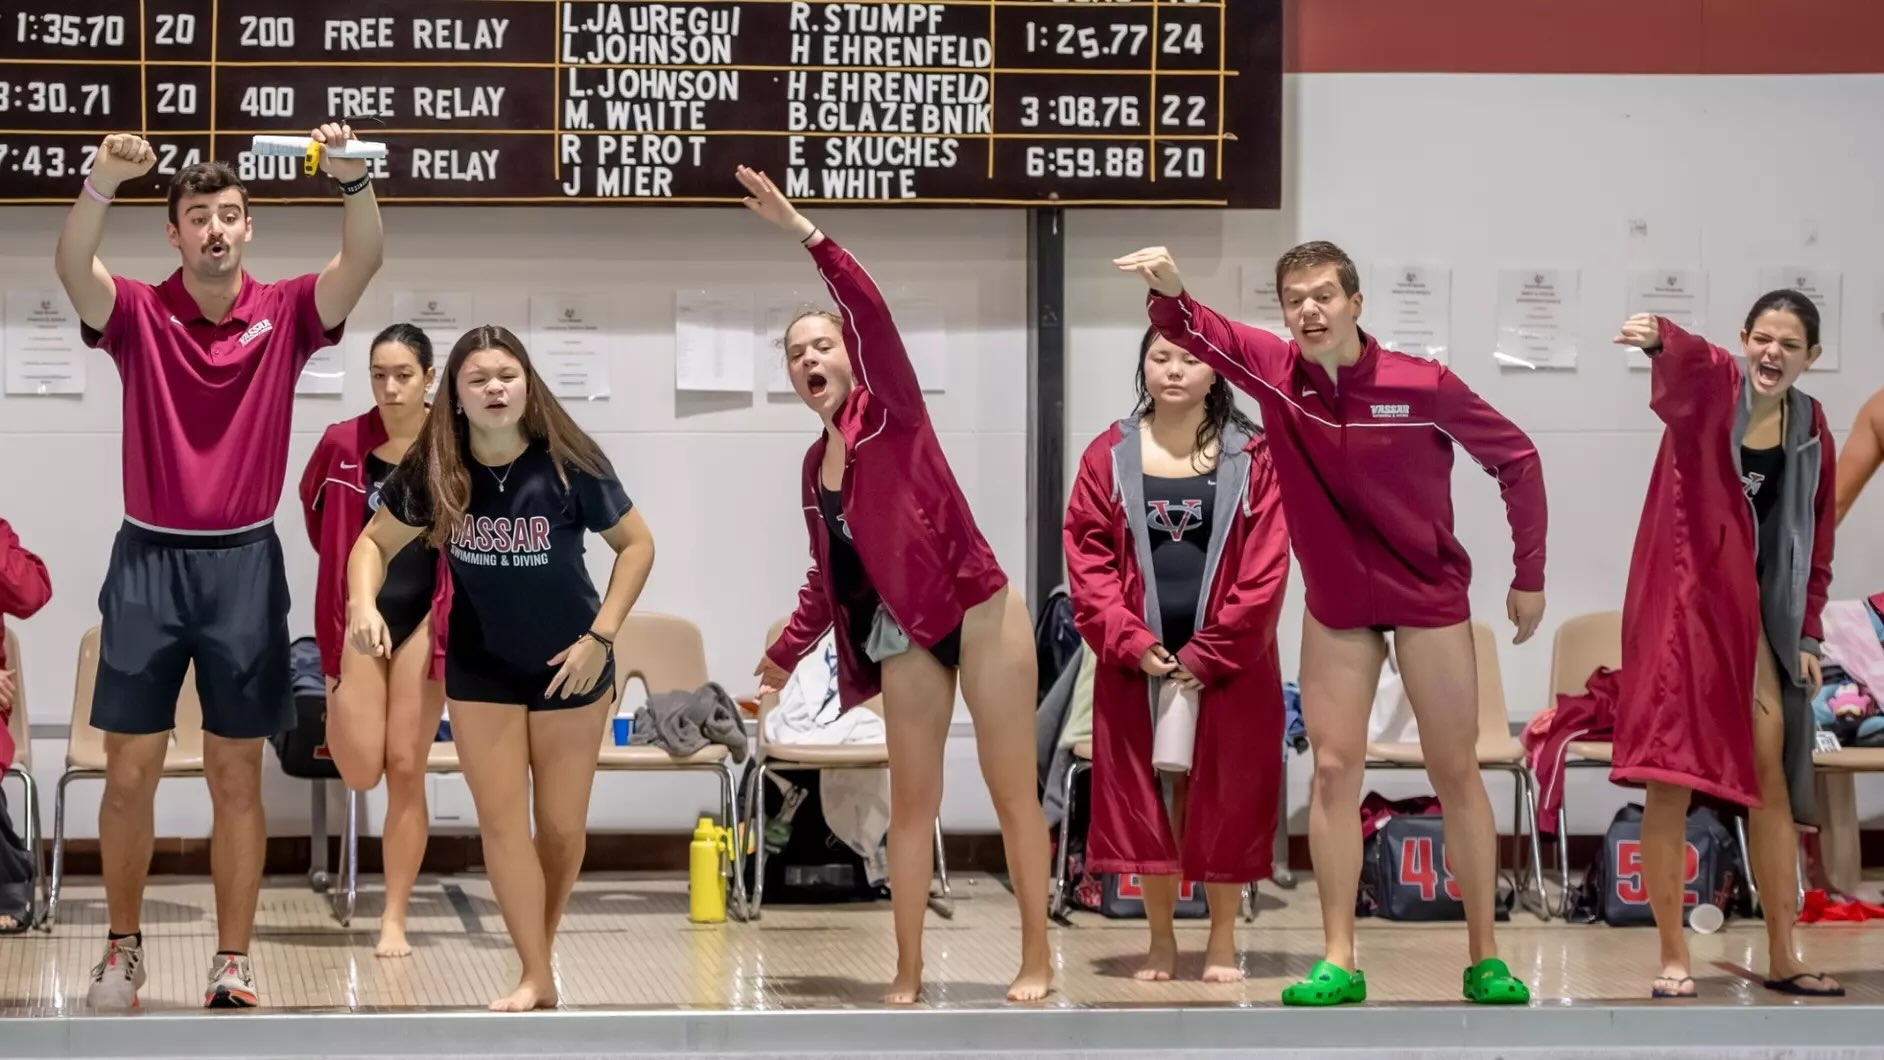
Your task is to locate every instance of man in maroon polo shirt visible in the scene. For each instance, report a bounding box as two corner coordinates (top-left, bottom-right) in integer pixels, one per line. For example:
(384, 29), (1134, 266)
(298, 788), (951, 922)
(53, 125), (383, 1009)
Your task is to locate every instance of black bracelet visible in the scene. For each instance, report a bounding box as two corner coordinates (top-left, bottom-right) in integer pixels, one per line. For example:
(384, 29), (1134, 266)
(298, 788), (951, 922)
(582, 629), (614, 650)
(799, 227), (820, 245)
(338, 174), (372, 196)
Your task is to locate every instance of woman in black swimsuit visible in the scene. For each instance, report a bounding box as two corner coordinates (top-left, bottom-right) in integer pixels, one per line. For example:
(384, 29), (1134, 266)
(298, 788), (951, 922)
(299, 323), (448, 958)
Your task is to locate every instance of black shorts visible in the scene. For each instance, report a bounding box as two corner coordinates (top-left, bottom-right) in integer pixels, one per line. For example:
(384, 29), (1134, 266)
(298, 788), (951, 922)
(93, 522), (293, 740)
(446, 650), (616, 712)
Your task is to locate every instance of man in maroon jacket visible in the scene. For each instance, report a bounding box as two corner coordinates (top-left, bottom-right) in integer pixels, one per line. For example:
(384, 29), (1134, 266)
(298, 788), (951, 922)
(0, 517), (52, 771)
(1120, 242), (1547, 1006)
(53, 125), (382, 1009)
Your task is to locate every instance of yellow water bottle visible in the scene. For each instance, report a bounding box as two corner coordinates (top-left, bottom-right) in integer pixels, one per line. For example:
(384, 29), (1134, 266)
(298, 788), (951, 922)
(689, 816), (727, 923)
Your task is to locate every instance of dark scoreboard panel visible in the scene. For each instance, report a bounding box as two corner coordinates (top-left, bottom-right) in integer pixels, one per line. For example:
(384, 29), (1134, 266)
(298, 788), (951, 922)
(0, 1), (1279, 207)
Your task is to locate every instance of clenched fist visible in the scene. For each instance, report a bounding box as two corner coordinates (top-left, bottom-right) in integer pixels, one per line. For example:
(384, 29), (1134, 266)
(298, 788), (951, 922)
(90, 133), (156, 191)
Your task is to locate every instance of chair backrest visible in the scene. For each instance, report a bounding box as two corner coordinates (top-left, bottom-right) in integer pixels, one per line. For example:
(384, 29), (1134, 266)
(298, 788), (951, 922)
(4, 627), (26, 769)
(1469, 619), (1517, 755)
(1549, 611), (1623, 702)
(613, 612), (711, 697)
(68, 627), (206, 767)
(756, 618), (883, 730)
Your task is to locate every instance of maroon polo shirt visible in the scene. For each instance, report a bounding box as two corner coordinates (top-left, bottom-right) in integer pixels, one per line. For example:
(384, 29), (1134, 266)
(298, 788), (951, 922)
(82, 270), (343, 532)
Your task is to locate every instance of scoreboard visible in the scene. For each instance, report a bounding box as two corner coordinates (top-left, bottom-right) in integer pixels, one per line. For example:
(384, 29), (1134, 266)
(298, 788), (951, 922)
(0, 1), (1280, 207)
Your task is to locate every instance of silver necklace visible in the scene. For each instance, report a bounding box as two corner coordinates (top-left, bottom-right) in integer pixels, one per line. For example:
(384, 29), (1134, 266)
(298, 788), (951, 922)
(487, 458), (518, 493)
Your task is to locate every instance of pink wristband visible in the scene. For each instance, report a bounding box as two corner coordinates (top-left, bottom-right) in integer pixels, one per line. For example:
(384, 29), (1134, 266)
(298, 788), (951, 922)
(82, 178), (112, 204)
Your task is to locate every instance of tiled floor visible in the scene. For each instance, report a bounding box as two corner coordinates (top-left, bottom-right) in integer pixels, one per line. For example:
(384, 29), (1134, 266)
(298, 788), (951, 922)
(3, 872), (1880, 1016)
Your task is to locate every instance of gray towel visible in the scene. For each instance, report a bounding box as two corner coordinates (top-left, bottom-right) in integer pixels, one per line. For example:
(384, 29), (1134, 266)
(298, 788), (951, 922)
(629, 681), (749, 763)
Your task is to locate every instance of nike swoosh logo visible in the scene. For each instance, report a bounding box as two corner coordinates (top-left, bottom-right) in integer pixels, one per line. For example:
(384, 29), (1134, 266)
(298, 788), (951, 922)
(340, 462), (358, 470)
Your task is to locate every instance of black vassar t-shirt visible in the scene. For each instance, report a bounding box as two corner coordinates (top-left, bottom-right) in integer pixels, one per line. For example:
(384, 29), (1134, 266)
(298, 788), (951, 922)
(380, 441), (632, 671)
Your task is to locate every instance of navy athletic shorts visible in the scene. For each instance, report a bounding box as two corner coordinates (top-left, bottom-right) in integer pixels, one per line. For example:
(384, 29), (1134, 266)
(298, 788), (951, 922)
(91, 522), (294, 740)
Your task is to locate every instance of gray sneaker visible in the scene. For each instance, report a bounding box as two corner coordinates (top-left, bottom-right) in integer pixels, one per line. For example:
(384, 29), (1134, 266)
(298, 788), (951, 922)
(86, 937), (147, 1009)
(204, 952), (258, 1009)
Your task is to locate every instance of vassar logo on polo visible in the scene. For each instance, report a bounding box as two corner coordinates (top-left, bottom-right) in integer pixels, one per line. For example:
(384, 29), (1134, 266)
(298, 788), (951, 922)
(1369, 403), (1412, 419)
(237, 319), (274, 346)
(449, 514), (553, 568)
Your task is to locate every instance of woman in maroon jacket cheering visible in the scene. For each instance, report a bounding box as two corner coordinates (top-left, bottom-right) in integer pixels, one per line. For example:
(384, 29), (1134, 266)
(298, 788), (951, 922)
(739, 166), (1052, 1004)
(1118, 243), (1544, 1006)
(1610, 295), (1841, 1000)
(298, 323), (451, 959)
(1063, 329), (1290, 983)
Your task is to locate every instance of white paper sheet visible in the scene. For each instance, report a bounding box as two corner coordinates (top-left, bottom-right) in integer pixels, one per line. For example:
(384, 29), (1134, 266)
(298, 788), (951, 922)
(392, 290), (475, 345)
(675, 290), (756, 393)
(1495, 269), (1580, 369)
(1623, 269), (1707, 369)
(1237, 266), (1289, 339)
(529, 293), (613, 400)
(1758, 267), (1841, 371)
(1370, 264), (1451, 363)
(4, 291), (85, 395)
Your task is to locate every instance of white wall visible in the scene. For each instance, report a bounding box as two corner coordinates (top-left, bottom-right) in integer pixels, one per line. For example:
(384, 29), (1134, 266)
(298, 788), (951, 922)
(5, 72), (1880, 844)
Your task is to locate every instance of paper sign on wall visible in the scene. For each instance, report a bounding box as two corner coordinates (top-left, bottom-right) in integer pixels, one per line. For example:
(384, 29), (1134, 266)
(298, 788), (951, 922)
(392, 290), (475, 344)
(1238, 266), (1289, 339)
(1370, 264), (1451, 363)
(4, 290), (85, 395)
(530, 293), (612, 400)
(675, 291), (756, 393)
(1495, 269), (1580, 370)
(1623, 269), (1707, 369)
(1758, 267), (1840, 371)
(296, 346), (345, 395)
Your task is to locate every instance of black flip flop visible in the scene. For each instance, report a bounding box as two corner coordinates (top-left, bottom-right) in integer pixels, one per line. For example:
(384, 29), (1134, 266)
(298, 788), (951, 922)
(1651, 976), (1695, 999)
(1762, 973), (1845, 997)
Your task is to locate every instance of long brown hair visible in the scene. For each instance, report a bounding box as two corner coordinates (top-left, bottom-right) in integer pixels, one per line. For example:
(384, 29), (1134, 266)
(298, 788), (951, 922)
(403, 325), (612, 547)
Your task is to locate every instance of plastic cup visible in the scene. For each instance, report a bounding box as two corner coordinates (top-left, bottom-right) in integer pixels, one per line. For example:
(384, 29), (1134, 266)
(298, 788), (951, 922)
(1689, 902), (1724, 934)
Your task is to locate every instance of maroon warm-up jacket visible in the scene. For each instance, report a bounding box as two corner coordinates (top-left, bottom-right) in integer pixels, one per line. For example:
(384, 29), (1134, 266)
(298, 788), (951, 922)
(1148, 290), (1547, 629)
(765, 236), (1007, 707)
(299, 410), (451, 681)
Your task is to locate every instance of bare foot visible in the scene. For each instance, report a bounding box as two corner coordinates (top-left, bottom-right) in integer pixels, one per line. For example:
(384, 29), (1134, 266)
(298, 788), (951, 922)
(1652, 958), (1696, 998)
(374, 924), (412, 958)
(489, 978), (557, 1012)
(1201, 936), (1244, 983)
(1134, 934), (1177, 982)
(1006, 962), (1054, 1002)
(884, 962), (923, 1005)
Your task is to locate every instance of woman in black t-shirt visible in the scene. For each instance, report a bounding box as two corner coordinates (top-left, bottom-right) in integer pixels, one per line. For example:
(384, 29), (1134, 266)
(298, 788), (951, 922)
(348, 325), (655, 1013)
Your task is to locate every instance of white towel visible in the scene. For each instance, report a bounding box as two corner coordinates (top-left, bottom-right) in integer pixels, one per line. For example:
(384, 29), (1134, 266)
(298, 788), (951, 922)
(1152, 682), (1200, 773)
(764, 630), (887, 746)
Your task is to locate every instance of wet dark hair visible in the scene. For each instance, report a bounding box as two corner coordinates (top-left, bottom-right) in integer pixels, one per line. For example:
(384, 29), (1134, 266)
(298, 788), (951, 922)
(1744, 289), (1820, 349)
(1135, 326), (1259, 472)
(166, 161), (249, 227)
(370, 322), (434, 371)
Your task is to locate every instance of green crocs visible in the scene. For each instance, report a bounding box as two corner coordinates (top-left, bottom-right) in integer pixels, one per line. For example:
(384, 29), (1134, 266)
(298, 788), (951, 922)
(1281, 960), (1367, 1007)
(1462, 958), (1530, 1004)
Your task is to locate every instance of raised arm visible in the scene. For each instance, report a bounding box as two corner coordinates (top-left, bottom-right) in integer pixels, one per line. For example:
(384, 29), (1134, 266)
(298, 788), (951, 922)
(1116, 246), (1292, 394)
(1435, 368), (1549, 643)
(53, 134), (155, 331)
(1062, 449), (1162, 671)
(310, 123), (385, 332)
(1615, 313), (1740, 428)
(1835, 388), (1884, 526)
(735, 165), (923, 410)
(0, 518), (51, 621)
